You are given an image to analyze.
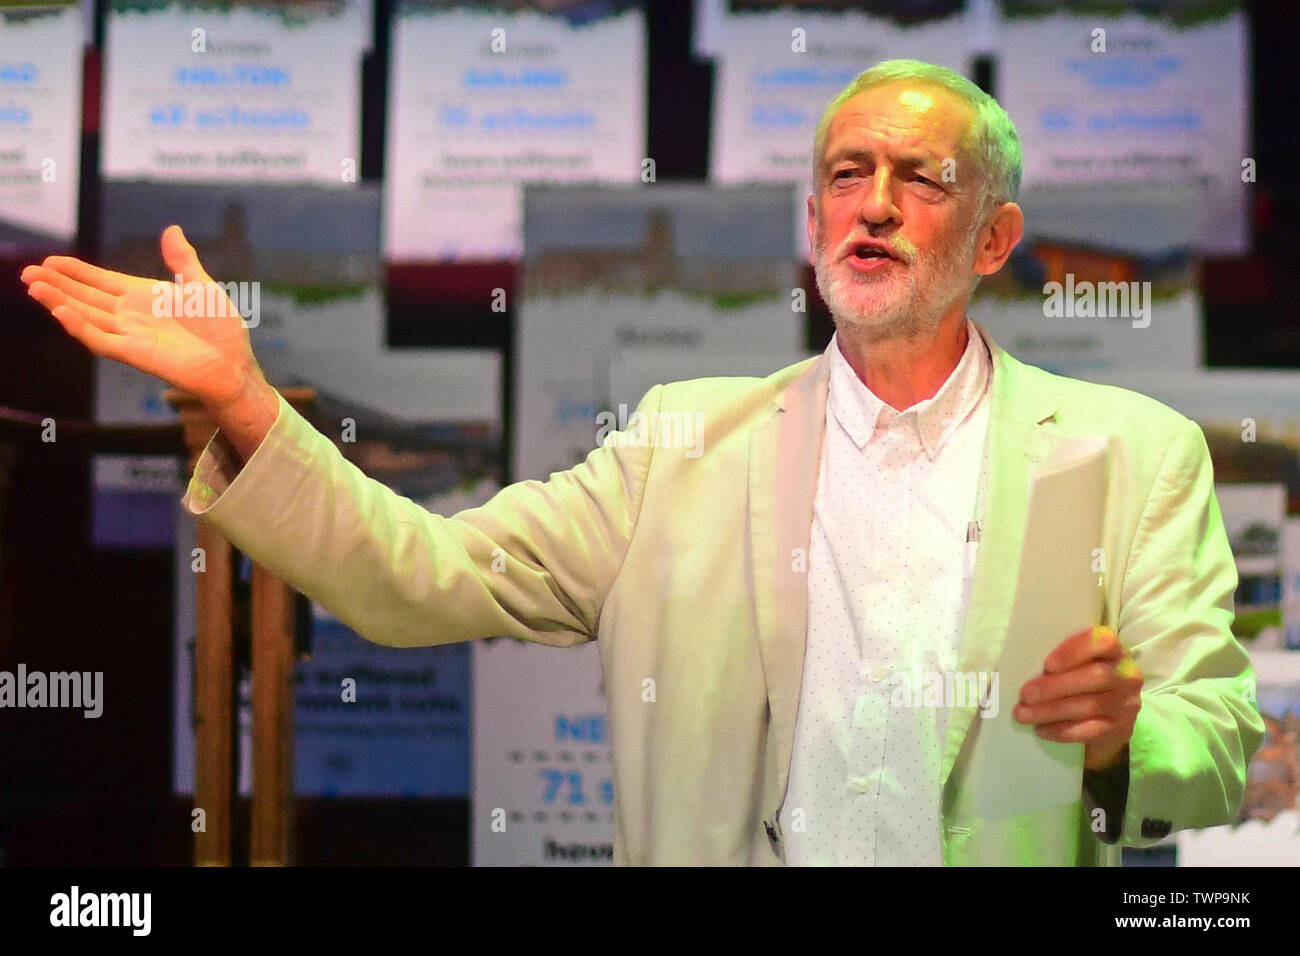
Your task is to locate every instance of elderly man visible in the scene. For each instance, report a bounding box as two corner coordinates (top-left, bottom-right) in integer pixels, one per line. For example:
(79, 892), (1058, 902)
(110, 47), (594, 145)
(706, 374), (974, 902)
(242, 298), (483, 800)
(21, 59), (1261, 866)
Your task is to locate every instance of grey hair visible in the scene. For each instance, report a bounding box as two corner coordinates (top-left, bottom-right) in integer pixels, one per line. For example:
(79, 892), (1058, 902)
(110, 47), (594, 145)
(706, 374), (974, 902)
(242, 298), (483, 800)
(810, 59), (1022, 220)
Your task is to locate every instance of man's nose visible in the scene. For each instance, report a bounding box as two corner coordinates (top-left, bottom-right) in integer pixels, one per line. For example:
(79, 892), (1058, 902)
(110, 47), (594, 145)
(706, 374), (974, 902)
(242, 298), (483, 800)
(858, 168), (901, 227)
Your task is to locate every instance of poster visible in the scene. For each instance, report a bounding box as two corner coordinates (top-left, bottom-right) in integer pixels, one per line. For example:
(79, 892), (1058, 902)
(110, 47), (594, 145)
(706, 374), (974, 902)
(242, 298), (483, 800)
(0, 1), (85, 251)
(383, 0), (646, 262)
(91, 180), (385, 547)
(971, 180), (1202, 378)
(102, 0), (369, 184)
(997, 0), (1250, 254)
(709, 0), (976, 258)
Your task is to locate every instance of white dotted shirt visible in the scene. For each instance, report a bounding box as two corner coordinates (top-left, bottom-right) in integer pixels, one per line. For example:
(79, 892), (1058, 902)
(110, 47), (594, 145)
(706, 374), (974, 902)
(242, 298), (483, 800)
(779, 319), (993, 865)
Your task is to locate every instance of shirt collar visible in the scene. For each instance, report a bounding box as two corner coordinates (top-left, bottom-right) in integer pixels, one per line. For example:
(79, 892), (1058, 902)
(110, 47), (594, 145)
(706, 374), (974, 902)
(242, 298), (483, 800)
(826, 318), (992, 460)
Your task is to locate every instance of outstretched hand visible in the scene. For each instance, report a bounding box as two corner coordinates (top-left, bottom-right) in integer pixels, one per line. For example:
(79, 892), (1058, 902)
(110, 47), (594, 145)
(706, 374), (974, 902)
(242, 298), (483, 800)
(21, 224), (265, 414)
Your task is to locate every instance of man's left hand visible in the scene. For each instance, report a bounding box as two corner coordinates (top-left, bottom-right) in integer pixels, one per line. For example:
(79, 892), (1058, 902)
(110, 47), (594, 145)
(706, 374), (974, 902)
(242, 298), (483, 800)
(1012, 625), (1143, 771)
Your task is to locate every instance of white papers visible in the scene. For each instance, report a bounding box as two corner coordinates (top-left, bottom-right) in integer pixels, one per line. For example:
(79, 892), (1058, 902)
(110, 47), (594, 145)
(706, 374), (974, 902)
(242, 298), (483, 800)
(970, 436), (1110, 819)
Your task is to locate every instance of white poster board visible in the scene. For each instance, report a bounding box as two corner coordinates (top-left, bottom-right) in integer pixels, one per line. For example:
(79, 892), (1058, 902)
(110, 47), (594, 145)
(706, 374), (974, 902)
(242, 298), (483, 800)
(383, 1), (646, 262)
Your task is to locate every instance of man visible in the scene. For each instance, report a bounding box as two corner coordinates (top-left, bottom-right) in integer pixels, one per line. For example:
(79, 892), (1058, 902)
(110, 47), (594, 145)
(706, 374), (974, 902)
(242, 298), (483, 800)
(21, 60), (1262, 866)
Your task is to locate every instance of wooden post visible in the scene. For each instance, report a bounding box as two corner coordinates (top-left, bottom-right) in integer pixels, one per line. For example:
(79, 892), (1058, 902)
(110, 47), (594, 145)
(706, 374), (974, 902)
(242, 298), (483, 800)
(168, 386), (315, 867)
(170, 393), (235, 866)
(251, 561), (296, 865)
(192, 523), (234, 865)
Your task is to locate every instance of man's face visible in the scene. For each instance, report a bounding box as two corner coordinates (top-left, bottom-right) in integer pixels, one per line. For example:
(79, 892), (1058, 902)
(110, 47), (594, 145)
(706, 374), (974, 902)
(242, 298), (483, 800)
(808, 82), (983, 342)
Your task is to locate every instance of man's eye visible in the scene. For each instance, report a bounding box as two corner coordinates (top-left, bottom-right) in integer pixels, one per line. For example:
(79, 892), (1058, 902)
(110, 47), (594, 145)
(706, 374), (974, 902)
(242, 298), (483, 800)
(914, 175), (939, 187)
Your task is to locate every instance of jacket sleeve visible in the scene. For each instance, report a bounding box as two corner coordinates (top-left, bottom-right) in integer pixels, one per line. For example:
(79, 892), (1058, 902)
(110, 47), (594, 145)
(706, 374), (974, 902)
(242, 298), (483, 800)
(181, 386), (661, 649)
(1107, 417), (1266, 846)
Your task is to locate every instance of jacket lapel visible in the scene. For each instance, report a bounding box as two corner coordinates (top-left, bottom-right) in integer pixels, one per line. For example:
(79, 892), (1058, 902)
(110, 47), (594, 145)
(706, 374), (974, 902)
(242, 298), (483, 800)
(748, 347), (828, 819)
(940, 322), (1065, 791)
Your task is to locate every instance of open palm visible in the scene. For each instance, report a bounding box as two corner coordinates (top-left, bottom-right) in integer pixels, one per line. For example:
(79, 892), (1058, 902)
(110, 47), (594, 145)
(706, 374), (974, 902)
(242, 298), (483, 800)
(21, 224), (262, 412)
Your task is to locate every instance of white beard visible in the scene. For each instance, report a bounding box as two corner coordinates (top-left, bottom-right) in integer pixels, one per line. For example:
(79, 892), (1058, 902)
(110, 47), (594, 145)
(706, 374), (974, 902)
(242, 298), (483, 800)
(813, 220), (977, 344)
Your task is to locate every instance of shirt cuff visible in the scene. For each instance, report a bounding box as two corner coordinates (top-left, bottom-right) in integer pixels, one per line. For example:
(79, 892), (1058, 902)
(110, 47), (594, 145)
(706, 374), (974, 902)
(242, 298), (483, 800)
(180, 391), (289, 516)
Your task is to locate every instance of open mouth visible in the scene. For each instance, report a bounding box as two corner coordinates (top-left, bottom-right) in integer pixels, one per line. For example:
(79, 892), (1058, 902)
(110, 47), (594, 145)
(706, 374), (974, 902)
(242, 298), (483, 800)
(845, 241), (902, 270)
(850, 243), (897, 261)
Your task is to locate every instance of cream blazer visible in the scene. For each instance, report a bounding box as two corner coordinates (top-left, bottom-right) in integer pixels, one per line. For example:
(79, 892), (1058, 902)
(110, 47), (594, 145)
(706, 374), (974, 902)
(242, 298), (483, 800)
(183, 320), (1264, 865)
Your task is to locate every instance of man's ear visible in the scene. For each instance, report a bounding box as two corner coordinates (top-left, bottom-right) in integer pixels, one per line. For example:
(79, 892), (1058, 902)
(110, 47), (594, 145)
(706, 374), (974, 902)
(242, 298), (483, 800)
(805, 194), (818, 268)
(973, 201), (1024, 278)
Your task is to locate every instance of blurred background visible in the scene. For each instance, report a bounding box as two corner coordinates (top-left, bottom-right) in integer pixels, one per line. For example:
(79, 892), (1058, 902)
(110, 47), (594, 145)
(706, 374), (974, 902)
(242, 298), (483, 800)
(0, 0), (1297, 866)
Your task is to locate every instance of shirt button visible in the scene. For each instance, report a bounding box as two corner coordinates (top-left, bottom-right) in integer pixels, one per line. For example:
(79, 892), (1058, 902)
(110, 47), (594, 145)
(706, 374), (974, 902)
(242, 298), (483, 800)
(850, 775), (873, 794)
(868, 665), (890, 683)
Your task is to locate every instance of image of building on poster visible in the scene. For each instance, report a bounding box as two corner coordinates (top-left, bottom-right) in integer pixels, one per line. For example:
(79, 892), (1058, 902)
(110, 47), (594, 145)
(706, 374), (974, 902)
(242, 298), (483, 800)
(1241, 680), (1300, 825)
(969, 181), (1203, 378)
(1177, 671), (1300, 866)
(92, 180), (384, 548)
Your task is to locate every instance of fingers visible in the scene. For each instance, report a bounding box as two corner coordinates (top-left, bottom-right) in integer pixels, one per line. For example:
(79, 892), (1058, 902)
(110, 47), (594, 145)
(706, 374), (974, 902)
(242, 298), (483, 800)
(48, 302), (129, 363)
(160, 224), (213, 286)
(21, 264), (121, 314)
(27, 255), (134, 297)
(1043, 625), (1123, 674)
(1031, 717), (1117, 746)
(27, 280), (125, 338)
(1021, 655), (1142, 705)
(1015, 683), (1135, 726)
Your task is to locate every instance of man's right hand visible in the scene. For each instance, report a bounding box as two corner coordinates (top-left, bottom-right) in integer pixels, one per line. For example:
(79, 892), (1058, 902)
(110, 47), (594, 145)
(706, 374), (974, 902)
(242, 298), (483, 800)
(21, 224), (279, 462)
